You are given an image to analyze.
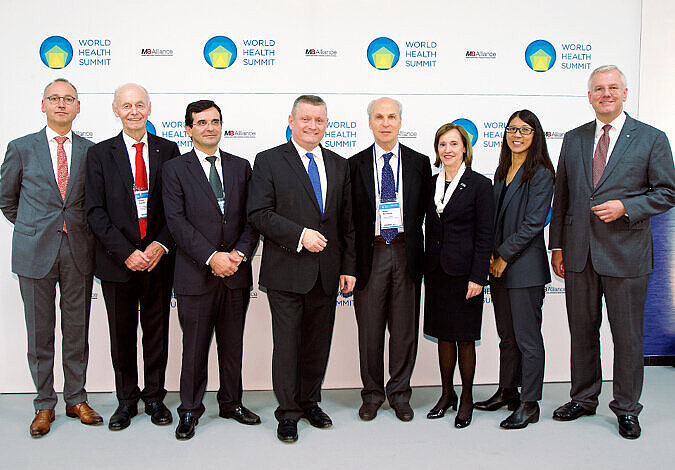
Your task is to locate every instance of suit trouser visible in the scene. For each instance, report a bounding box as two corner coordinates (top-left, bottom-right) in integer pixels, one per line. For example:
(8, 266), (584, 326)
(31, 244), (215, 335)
(491, 281), (546, 402)
(353, 241), (420, 406)
(100, 262), (173, 405)
(565, 254), (649, 416)
(267, 276), (336, 422)
(176, 284), (249, 418)
(19, 232), (93, 410)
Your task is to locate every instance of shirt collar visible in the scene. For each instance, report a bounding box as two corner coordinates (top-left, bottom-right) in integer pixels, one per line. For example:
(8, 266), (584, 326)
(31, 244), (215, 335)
(45, 126), (72, 143)
(122, 130), (148, 152)
(595, 111), (626, 137)
(194, 146), (219, 163)
(291, 139), (322, 160)
(374, 142), (399, 160)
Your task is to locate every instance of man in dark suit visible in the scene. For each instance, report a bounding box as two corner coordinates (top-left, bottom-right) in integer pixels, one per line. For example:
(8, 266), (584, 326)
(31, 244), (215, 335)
(0, 78), (102, 437)
(163, 100), (260, 441)
(247, 95), (356, 443)
(550, 65), (675, 439)
(348, 97), (431, 421)
(85, 83), (179, 430)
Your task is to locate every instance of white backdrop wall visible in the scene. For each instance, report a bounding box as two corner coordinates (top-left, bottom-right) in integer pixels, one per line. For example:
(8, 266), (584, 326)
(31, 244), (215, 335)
(0, 0), (660, 393)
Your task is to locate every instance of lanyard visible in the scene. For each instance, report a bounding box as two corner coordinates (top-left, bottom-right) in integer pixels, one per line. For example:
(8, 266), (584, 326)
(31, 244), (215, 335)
(374, 146), (401, 197)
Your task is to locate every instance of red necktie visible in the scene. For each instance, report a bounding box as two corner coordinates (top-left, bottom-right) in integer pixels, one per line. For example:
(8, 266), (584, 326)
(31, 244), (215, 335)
(133, 142), (148, 238)
(592, 124), (611, 187)
(54, 135), (68, 232)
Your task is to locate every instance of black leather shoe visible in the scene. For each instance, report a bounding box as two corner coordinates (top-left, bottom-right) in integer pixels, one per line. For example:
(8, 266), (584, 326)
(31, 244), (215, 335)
(427, 390), (458, 419)
(552, 401), (596, 421)
(455, 399), (473, 428)
(175, 413), (198, 440)
(358, 402), (380, 421)
(500, 401), (540, 429)
(618, 415), (641, 439)
(145, 401), (173, 426)
(277, 419), (298, 443)
(391, 402), (414, 422)
(302, 405), (332, 428)
(219, 405), (261, 425)
(108, 403), (138, 431)
(474, 387), (520, 411)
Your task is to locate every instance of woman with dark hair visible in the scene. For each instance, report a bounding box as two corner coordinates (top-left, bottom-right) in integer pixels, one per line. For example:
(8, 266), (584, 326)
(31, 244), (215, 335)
(473, 109), (554, 429)
(424, 123), (493, 428)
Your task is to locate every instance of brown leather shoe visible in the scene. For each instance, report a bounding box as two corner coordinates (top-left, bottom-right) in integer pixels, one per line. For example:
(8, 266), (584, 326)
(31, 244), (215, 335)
(66, 402), (103, 425)
(30, 409), (55, 437)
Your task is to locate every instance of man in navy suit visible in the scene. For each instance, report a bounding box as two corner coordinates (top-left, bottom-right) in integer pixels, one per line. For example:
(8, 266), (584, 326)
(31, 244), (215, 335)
(163, 100), (260, 440)
(86, 83), (179, 431)
(550, 65), (675, 439)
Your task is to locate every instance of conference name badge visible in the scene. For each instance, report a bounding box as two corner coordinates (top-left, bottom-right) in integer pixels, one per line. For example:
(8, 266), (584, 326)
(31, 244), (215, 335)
(379, 201), (403, 229)
(218, 197), (225, 214)
(134, 189), (149, 219)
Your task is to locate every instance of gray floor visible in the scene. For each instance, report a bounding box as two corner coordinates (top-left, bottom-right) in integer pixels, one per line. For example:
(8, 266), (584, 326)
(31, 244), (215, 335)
(2, 367), (673, 469)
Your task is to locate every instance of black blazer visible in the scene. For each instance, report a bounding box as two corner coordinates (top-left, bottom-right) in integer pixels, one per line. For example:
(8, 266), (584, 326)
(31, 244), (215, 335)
(86, 132), (180, 282)
(492, 165), (554, 288)
(348, 144), (431, 289)
(247, 141), (356, 296)
(425, 168), (494, 285)
(162, 149), (259, 295)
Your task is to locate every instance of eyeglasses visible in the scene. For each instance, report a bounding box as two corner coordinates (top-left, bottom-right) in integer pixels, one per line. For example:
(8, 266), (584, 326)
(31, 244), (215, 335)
(505, 126), (534, 135)
(45, 95), (77, 105)
(192, 119), (221, 128)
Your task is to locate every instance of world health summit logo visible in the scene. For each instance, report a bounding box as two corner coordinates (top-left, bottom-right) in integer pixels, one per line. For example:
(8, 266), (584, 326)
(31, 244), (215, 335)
(525, 40), (556, 72)
(367, 37), (400, 70)
(204, 36), (237, 69)
(39, 36), (73, 69)
(451, 118), (478, 146)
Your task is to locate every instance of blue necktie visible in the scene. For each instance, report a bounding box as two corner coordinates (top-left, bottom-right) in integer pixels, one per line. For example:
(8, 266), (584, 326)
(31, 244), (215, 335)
(380, 152), (397, 243)
(306, 152), (323, 216)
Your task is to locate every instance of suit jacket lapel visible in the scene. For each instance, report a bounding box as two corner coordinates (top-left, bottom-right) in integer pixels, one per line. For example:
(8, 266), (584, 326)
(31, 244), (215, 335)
(220, 150), (234, 217)
(359, 145), (376, 212)
(401, 145), (414, 222)
(147, 134), (160, 198)
(283, 141), (322, 216)
(64, 134), (85, 203)
(580, 121), (595, 189)
(441, 168), (470, 220)
(595, 114), (637, 190)
(33, 129), (62, 201)
(185, 150), (221, 213)
(111, 133), (135, 202)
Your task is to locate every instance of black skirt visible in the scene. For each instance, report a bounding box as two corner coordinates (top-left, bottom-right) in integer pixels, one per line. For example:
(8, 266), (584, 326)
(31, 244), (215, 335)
(423, 267), (484, 342)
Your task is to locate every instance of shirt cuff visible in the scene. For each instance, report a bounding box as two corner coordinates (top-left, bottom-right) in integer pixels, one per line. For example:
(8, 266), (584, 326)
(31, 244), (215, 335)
(297, 228), (307, 253)
(206, 251), (217, 265)
(156, 242), (169, 254)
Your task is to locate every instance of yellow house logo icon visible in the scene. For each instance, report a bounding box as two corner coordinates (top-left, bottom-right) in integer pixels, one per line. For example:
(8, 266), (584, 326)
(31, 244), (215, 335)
(39, 36), (73, 69)
(530, 49), (552, 72)
(209, 45), (233, 69)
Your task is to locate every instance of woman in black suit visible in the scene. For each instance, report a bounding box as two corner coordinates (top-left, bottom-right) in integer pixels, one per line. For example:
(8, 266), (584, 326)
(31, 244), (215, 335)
(424, 123), (494, 428)
(473, 110), (554, 429)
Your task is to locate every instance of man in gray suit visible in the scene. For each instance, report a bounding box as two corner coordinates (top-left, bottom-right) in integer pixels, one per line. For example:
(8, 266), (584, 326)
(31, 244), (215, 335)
(0, 78), (103, 437)
(549, 65), (675, 439)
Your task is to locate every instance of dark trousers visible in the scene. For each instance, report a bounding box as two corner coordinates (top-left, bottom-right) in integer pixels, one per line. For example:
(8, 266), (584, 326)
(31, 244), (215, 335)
(267, 276), (337, 422)
(177, 284), (249, 418)
(101, 263), (173, 405)
(565, 254), (649, 416)
(491, 282), (546, 402)
(19, 232), (93, 410)
(353, 241), (420, 406)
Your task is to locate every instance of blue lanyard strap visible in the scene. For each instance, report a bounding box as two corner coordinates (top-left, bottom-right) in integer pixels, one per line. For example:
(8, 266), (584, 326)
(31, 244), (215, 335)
(374, 146), (401, 196)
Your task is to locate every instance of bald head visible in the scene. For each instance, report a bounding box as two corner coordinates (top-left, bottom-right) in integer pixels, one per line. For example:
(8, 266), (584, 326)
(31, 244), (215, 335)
(112, 83), (151, 141)
(368, 97), (403, 151)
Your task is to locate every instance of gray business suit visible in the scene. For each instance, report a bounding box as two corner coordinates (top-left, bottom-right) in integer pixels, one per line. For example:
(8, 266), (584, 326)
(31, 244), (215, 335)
(490, 165), (553, 401)
(549, 113), (675, 415)
(0, 128), (95, 410)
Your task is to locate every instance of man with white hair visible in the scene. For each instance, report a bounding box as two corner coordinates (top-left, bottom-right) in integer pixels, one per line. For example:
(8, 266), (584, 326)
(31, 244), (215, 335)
(86, 83), (180, 431)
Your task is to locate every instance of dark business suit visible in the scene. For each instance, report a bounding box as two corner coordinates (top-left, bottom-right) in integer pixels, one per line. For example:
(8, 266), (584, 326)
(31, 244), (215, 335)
(550, 113), (675, 415)
(247, 141), (355, 421)
(490, 165), (553, 402)
(0, 128), (94, 410)
(85, 132), (179, 405)
(348, 144), (430, 405)
(163, 149), (258, 418)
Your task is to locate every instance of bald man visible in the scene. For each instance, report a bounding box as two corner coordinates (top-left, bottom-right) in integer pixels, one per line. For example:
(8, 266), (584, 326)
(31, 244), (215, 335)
(85, 83), (180, 431)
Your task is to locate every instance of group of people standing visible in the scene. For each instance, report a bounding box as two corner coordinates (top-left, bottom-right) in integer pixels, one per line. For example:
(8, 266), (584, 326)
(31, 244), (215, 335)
(1, 64), (673, 444)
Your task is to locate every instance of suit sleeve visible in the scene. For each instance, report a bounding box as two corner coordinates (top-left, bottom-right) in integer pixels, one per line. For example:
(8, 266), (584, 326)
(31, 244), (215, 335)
(497, 167), (554, 262)
(0, 141), (21, 224)
(548, 135), (570, 250)
(152, 141), (181, 250)
(233, 160), (260, 259)
(621, 130), (675, 224)
(162, 161), (219, 266)
(339, 161), (356, 276)
(247, 152), (305, 249)
(469, 176), (495, 285)
(85, 145), (137, 262)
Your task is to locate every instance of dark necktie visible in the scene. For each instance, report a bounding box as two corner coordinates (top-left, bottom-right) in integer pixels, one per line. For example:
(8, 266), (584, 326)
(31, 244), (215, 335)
(592, 124), (611, 187)
(380, 152), (397, 243)
(205, 156), (224, 213)
(133, 142), (148, 238)
(306, 152), (323, 215)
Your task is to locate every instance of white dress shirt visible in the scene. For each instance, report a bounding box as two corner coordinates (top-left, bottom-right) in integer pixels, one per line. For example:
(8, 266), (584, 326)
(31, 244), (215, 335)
(194, 146), (224, 186)
(594, 111), (626, 163)
(45, 126), (73, 178)
(291, 139), (327, 252)
(372, 142), (404, 235)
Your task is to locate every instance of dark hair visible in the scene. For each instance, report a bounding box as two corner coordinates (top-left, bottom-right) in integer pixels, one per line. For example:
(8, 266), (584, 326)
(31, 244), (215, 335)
(291, 95), (327, 116)
(433, 123), (473, 168)
(185, 100), (222, 127)
(496, 109), (555, 183)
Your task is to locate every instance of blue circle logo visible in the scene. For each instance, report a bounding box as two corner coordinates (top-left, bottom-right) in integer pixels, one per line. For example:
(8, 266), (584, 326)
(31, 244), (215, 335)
(204, 36), (237, 69)
(146, 121), (156, 135)
(451, 118), (478, 146)
(39, 36), (73, 69)
(367, 37), (400, 70)
(525, 40), (556, 72)
(286, 126), (292, 141)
